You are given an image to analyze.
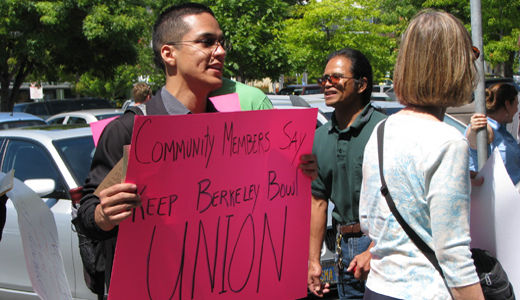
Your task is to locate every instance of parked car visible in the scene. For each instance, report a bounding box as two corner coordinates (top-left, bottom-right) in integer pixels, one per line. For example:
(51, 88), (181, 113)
(0, 112), (46, 129)
(372, 85), (393, 93)
(278, 84), (322, 96)
(0, 125), (97, 299)
(46, 108), (123, 125)
(13, 98), (114, 119)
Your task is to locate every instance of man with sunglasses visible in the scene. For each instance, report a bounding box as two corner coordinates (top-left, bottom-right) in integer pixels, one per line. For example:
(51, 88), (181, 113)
(308, 48), (385, 299)
(75, 3), (317, 297)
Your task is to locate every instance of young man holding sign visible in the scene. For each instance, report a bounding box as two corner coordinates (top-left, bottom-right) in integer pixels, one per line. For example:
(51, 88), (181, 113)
(307, 48), (385, 299)
(76, 2), (316, 296)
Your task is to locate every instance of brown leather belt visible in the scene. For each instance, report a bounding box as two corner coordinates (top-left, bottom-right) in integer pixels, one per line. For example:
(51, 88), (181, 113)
(338, 223), (361, 234)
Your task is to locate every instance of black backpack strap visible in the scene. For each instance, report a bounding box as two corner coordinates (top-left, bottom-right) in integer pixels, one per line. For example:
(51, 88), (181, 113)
(376, 120), (453, 296)
(125, 105), (144, 116)
(121, 104), (146, 136)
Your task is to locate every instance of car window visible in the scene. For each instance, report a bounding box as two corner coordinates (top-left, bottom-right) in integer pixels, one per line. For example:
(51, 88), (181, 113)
(68, 117), (87, 124)
(96, 113), (121, 120)
(2, 139), (67, 198)
(25, 103), (49, 116)
(54, 136), (95, 185)
(1, 120), (47, 129)
(303, 87), (322, 95)
(47, 117), (65, 125)
(13, 103), (28, 112)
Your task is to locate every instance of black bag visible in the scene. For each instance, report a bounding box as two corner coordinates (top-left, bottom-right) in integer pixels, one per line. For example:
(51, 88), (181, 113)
(472, 248), (515, 300)
(0, 194), (7, 242)
(71, 203), (105, 298)
(376, 120), (516, 300)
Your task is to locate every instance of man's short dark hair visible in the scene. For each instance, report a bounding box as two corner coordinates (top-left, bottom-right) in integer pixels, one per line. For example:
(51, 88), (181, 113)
(326, 48), (373, 104)
(153, 3), (215, 70)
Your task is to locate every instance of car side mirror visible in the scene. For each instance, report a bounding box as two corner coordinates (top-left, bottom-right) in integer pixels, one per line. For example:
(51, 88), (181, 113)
(24, 179), (56, 197)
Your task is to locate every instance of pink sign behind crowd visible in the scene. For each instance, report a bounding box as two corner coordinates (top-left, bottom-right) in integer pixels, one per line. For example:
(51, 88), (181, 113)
(109, 109), (317, 300)
(90, 116), (118, 147)
(209, 92), (241, 112)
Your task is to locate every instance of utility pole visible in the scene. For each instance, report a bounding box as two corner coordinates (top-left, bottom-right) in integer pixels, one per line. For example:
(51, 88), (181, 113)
(471, 0), (488, 169)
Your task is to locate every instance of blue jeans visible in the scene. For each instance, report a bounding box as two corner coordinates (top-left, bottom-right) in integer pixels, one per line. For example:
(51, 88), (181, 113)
(363, 287), (401, 300)
(336, 234), (371, 300)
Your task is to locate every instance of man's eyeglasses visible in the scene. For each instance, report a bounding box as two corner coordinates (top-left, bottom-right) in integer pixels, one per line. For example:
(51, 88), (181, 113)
(472, 46), (480, 60)
(317, 73), (355, 87)
(166, 37), (228, 54)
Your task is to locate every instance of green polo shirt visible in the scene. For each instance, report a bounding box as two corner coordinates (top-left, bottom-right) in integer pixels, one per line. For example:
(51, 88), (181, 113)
(209, 78), (273, 111)
(311, 103), (386, 224)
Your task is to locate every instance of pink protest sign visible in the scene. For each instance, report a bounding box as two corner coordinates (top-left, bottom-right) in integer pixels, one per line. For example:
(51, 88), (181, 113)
(209, 92), (242, 112)
(90, 116), (118, 146)
(109, 109), (317, 300)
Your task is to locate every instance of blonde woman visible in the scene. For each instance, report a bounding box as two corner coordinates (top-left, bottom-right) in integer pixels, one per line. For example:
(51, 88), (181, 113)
(359, 10), (484, 300)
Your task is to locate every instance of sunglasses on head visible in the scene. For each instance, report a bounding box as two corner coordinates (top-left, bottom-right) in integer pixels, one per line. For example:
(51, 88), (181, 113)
(317, 73), (355, 87)
(472, 46), (480, 60)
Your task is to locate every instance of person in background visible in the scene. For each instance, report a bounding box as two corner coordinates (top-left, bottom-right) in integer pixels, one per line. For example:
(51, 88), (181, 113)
(210, 77), (273, 110)
(132, 82), (152, 105)
(308, 47), (386, 299)
(466, 82), (520, 186)
(359, 10), (484, 300)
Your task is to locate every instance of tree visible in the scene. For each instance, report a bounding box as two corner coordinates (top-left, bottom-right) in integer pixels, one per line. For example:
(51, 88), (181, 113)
(381, 0), (520, 77)
(480, 0), (520, 77)
(281, 0), (396, 83)
(209, 0), (293, 82)
(0, 0), (151, 111)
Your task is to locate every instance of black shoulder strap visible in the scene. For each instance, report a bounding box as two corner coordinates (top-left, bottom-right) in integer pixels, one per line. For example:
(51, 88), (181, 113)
(121, 104), (145, 137)
(376, 120), (447, 279)
(126, 105), (144, 116)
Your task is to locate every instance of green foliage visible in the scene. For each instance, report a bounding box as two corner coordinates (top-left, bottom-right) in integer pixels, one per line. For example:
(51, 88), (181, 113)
(209, 0), (292, 81)
(0, 0), (152, 111)
(380, 0), (520, 77)
(282, 0), (396, 82)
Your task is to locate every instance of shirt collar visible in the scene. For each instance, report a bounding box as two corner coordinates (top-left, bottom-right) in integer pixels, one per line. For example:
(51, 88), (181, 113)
(160, 86), (219, 114)
(328, 103), (375, 133)
(487, 117), (502, 131)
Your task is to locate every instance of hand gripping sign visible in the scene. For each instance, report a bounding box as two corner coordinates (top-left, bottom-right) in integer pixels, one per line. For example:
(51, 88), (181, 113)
(109, 108), (317, 300)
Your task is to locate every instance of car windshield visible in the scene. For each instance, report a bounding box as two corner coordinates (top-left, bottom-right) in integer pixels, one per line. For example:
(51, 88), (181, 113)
(53, 136), (95, 185)
(96, 113), (121, 120)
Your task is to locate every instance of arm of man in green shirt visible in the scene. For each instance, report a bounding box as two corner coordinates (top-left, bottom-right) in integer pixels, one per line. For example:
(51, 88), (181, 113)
(308, 195), (330, 297)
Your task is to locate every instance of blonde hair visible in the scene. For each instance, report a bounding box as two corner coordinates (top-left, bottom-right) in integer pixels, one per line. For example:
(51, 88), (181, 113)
(393, 10), (477, 107)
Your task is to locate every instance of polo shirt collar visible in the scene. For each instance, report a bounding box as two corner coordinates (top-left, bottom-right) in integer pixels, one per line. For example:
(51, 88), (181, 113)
(328, 103), (375, 133)
(160, 86), (219, 114)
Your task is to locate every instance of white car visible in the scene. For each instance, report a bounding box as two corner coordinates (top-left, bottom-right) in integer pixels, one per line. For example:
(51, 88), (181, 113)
(46, 108), (123, 125)
(0, 126), (97, 299)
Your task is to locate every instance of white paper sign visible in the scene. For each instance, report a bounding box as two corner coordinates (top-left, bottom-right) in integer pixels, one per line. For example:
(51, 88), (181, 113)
(29, 84), (43, 100)
(6, 173), (72, 300)
(470, 149), (520, 294)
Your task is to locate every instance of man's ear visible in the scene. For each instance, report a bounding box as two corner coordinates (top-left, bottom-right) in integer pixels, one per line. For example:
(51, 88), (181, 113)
(161, 44), (176, 68)
(356, 77), (368, 94)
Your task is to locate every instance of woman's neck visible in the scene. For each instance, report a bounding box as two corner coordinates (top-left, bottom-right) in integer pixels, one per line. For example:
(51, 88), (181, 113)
(399, 104), (446, 121)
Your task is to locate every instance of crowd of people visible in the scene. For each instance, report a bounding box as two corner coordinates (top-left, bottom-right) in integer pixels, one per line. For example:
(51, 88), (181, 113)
(54, 2), (515, 300)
